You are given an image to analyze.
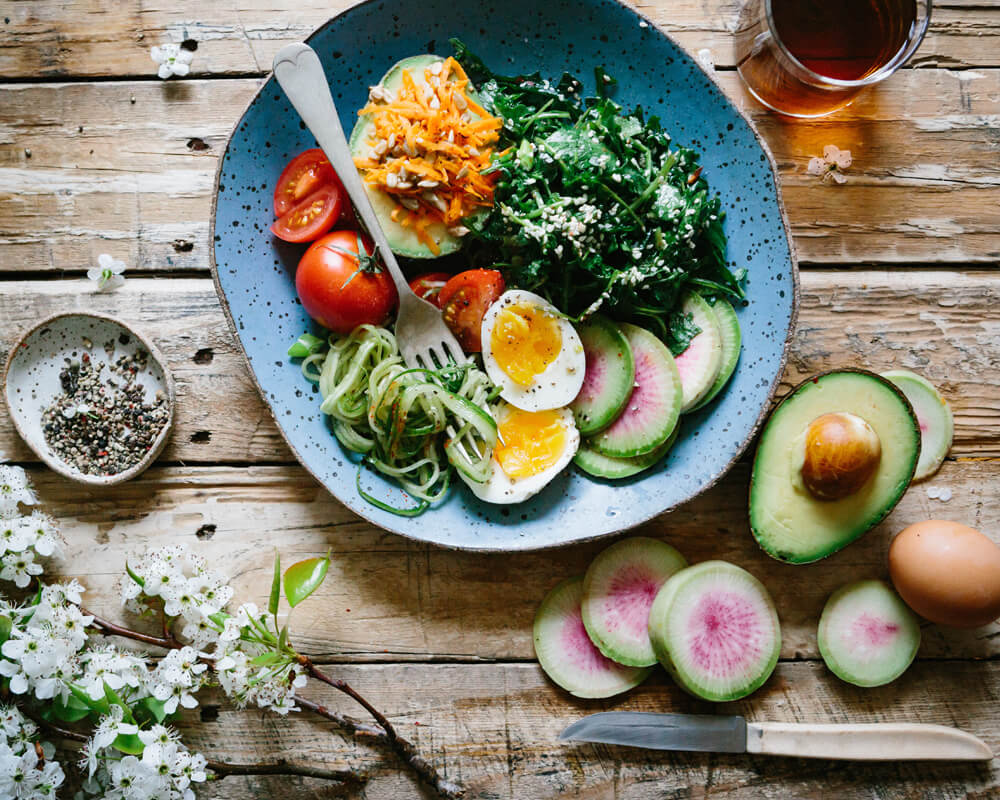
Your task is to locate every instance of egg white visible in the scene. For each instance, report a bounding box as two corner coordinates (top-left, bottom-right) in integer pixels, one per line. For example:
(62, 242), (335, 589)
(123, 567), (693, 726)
(480, 290), (586, 412)
(459, 403), (580, 504)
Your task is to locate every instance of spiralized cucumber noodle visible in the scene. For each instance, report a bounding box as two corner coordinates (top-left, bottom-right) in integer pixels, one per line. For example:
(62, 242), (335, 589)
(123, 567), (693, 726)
(300, 324), (499, 516)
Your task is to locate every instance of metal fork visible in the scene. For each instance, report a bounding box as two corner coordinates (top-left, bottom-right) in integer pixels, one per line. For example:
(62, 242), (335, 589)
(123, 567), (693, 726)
(272, 43), (467, 371)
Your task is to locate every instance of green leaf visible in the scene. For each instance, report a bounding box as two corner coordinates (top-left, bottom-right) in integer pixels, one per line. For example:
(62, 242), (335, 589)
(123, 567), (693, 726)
(0, 615), (12, 646)
(283, 550), (330, 608)
(268, 550), (281, 617)
(104, 683), (135, 723)
(124, 561), (145, 588)
(69, 684), (110, 716)
(136, 696), (170, 724)
(249, 652), (282, 667)
(113, 732), (145, 755)
(277, 623), (289, 652)
(49, 694), (92, 723)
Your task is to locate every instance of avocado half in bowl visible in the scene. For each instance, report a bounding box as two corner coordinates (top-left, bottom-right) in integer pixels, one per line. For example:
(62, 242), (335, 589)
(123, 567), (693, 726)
(749, 370), (920, 564)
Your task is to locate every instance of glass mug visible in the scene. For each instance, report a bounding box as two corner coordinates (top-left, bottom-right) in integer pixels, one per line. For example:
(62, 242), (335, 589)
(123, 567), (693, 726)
(735, 0), (932, 117)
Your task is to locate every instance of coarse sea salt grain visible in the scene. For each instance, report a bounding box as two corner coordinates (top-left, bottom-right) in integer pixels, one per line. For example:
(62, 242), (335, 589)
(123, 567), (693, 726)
(926, 486), (941, 499)
(938, 487), (953, 502)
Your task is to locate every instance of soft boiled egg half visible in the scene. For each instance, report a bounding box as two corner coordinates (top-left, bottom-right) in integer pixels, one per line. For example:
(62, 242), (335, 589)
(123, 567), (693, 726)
(481, 290), (585, 412)
(459, 402), (580, 504)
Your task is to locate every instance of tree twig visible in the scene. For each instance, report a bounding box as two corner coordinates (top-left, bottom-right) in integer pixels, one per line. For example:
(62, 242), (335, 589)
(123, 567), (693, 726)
(22, 702), (366, 791)
(86, 609), (178, 650)
(82, 611), (463, 796)
(298, 659), (464, 799)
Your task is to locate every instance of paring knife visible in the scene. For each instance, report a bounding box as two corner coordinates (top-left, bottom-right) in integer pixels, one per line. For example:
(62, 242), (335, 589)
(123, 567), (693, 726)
(559, 712), (993, 761)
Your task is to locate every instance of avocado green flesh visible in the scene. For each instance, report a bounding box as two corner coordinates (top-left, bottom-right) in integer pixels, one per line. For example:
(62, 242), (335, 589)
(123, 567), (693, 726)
(750, 371), (920, 564)
(348, 54), (469, 259)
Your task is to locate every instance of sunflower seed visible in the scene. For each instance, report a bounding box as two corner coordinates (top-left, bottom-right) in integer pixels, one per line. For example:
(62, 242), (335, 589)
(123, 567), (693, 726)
(456, 164), (470, 179)
(385, 172), (398, 188)
(373, 140), (388, 156)
(447, 225), (470, 237)
(447, 129), (455, 144)
(468, 146), (480, 157)
(398, 196), (420, 210)
(418, 179), (439, 188)
(454, 93), (468, 110)
(424, 192), (447, 212)
(387, 133), (397, 149)
(429, 61), (443, 75)
(396, 181), (413, 190)
(429, 96), (441, 110)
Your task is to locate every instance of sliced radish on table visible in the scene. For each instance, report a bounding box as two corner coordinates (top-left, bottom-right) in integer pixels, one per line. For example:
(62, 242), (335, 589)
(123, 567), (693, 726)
(881, 369), (953, 481)
(581, 537), (688, 667)
(589, 323), (682, 458)
(818, 579), (920, 688)
(570, 316), (635, 436)
(648, 560), (781, 701)
(533, 576), (651, 698)
(673, 292), (723, 413)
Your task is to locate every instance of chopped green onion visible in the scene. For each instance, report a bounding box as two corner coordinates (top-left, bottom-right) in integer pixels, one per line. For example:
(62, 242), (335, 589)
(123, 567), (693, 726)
(287, 332), (325, 359)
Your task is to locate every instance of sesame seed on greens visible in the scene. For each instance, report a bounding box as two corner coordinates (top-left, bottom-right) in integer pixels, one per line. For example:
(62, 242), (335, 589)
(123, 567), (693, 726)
(450, 39), (746, 355)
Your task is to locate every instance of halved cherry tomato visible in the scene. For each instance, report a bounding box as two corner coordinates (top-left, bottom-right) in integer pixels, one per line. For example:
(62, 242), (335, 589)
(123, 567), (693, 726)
(273, 148), (339, 217)
(408, 272), (452, 308)
(271, 184), (343, 243)
(296, 230), (398, 334)
(438, 269), (505, 353)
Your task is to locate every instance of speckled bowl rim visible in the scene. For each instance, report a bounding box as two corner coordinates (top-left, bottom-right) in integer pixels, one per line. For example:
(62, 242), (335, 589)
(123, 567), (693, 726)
(2, 312), (177, 487)
(208, 0), (801, 552)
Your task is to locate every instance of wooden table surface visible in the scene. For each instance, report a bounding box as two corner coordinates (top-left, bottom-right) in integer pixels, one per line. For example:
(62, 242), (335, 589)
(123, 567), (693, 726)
(1, 1), (999, 797)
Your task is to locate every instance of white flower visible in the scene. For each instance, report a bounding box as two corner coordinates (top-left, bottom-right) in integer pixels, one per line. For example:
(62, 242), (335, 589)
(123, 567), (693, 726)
(150, 647), (208, 714)
(21, 512), (62, 558)
(87, 254), (126, 292)
(150, 42), (194, 80)
(92, 706), (138, 751)
(0, 467), (36, 519)
(0, 549), (43, 588)
(806, 144), (853, 184)
(0, 518), (33, 554)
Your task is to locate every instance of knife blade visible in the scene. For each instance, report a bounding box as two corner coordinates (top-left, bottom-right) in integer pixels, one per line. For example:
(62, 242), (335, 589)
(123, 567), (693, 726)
(559, 712), (993, 761)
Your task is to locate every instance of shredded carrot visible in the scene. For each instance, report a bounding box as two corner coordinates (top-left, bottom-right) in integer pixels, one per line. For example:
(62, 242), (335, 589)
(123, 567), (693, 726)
(353, 56), (503, 238)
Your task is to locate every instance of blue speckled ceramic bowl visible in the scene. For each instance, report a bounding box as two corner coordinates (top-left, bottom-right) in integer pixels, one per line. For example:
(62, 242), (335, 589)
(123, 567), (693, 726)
(210, 0), (798, 551)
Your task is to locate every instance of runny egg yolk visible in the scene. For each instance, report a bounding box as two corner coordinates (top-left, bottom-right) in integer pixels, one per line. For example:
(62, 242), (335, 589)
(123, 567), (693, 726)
(489, 302), (563, 386)
(495, 408), (567, 480)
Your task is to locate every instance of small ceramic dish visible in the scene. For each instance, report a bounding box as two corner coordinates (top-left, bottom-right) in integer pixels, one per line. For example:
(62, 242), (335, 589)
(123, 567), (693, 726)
(3, 313), (176, 486)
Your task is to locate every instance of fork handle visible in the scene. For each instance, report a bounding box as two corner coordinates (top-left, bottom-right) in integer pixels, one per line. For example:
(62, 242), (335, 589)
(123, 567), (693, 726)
(272, 43), (412, 297)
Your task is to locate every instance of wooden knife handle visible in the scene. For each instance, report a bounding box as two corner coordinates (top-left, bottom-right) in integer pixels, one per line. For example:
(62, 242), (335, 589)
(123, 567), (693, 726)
(746, 722), (992, 761)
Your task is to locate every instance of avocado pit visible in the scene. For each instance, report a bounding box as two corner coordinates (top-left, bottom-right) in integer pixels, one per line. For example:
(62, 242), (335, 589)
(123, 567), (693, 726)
(800, 412), (882, 500)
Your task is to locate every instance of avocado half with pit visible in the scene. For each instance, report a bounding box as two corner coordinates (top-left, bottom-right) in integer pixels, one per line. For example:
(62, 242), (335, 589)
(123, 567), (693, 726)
(749, 370), (920, 564)
(348, 54), (483, 259)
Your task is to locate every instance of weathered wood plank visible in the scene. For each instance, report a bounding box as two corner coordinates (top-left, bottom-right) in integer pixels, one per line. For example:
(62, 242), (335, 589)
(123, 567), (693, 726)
(0, 0), (996, 78)
(0, 71), (998, 269)
(168, 661), (1000, 798)
(25, 459), (1000, 661)
(2, 270), (997, 462)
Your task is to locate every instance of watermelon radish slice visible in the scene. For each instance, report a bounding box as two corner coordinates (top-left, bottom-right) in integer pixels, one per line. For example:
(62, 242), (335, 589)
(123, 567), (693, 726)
(688, 299), (741, 412)
(818, 579), (920, 688)
(533, 577), (652, 698)
(648, 561), (781, 702)
(881, 370), (953, 481)
(588, 323), (682, 458)
(570, 316), (635, 436)
(581, 537), (688, 667)
(574, 424), (680, 480)
(674, 293), (724, 413)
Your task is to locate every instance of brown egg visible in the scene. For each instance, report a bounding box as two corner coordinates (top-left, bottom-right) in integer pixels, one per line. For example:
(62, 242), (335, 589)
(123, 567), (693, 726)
(889, 520), (1000, 628)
